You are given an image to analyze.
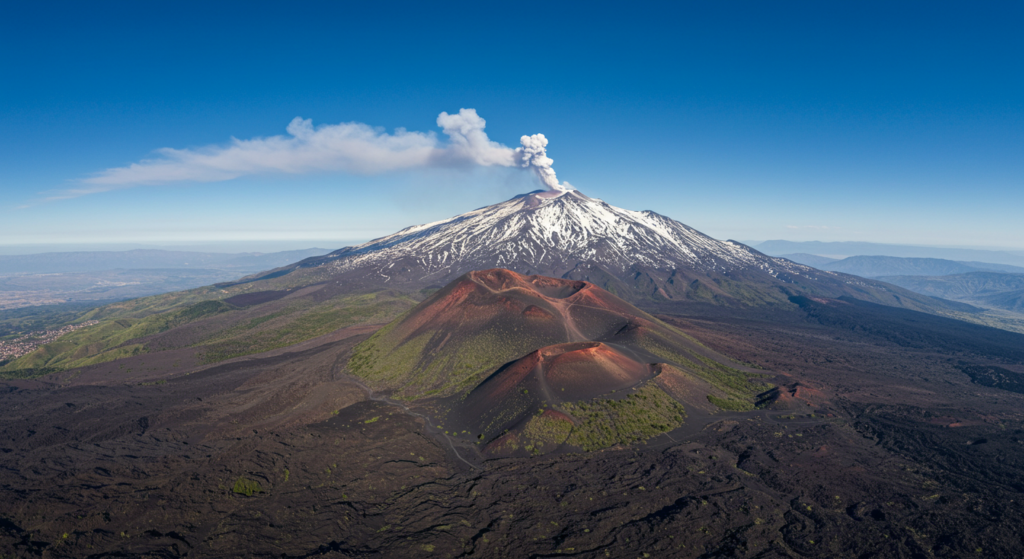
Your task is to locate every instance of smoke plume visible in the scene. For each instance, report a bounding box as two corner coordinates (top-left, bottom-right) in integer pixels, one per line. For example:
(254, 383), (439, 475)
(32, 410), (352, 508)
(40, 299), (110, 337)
(75, 108), (570, 197)
(515, 133), (572, 192)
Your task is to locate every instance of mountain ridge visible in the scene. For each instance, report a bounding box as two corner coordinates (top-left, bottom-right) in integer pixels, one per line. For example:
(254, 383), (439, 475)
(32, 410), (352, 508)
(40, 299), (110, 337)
(756, 240), (1024, 266)
(781, 254), (1024, 277)
(256, 189), (972, 316)
(314, 190), (768, 279)
(879, 272), (1024, 314)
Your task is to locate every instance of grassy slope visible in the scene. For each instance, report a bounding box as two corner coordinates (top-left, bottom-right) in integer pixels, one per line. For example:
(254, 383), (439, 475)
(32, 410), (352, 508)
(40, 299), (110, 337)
(611, 317), (773, 411)
(1, 300), (235, 373)
(561, 383), (688, 451)
(1, 280), (415, 378)
(0, 301), (109, 340)
(198, 292), (414, 363)
(348, 317), (561, 398)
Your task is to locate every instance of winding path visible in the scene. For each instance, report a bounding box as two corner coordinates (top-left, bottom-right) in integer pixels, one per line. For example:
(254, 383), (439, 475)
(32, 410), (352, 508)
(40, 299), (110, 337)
(343, 375), (481, 471)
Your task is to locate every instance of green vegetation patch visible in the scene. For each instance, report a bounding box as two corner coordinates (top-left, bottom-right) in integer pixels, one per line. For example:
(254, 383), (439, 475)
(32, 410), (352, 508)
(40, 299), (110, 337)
(0, 301), (103, 340)
(519, 412), (574, 454)
(0, 367), (60, 381)
(563, 384), (686, 451)
(707, 394), (755, 411)
(1, 300), (235, 373)
(632, 328), (773, 410)
(80, 284), (239, 322)
(349, 320), (558, 398)
(348, 324), (430, 386)
(690, 354), (773, 399)
(709, 276), (792, 307)
(232, 476), (262, 497)
(2, 287), (415, 375)
(199, 292), (414, 363)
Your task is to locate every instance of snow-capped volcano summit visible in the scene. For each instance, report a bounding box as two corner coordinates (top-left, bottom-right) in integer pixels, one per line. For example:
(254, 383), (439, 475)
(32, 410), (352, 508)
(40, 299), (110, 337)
(287, 189), (816, 302)
(286, 189), (954, 310)
(321, 189), (782, 279)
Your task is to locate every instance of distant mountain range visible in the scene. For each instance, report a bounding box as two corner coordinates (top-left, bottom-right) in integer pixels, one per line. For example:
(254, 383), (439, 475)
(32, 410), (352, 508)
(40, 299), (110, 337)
(772, 253), (1024, 318)
(754, 240), (1024, 267)
(0, 248), (332, 311)
(879, 272), (1024, 314)
(779, 254), (1024, 277)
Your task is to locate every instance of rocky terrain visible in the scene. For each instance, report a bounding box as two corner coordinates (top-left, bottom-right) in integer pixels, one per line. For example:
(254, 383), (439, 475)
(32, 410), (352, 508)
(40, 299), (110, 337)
(2, 277), (1024, 557)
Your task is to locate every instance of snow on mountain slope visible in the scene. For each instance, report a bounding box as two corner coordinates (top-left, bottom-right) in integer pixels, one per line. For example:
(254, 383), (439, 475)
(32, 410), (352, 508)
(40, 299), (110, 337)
(317, 190), (803, 282)
(262, 189), (979, 314)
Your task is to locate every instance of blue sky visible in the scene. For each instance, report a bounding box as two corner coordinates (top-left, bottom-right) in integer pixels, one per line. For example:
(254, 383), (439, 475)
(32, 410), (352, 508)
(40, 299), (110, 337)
(2, 1), (1021, 251)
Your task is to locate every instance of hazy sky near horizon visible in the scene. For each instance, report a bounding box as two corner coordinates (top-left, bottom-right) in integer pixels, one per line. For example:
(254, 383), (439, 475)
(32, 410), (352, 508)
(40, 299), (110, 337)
(2, 1), (1022, 250)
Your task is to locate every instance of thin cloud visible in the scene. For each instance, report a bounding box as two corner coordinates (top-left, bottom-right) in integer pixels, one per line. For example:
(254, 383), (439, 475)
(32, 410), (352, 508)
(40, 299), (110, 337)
(83, 117), (439, 187)
(58, 108), (570, 200)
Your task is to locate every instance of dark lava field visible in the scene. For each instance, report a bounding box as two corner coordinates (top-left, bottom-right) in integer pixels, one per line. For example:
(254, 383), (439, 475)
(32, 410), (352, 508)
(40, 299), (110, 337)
(2, 292), (1024, 558)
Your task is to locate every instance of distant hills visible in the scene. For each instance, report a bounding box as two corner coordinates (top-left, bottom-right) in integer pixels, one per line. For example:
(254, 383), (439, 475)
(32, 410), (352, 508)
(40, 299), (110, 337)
(0, 248), (333, 311)
(779, 254), (1024, 278)
(0, 248), (332, 274)
(753, 240), (1024, 267)
(879, 272), (1024, 314)
(777, 253), (839, 268)
(772, 252), (1024, 320)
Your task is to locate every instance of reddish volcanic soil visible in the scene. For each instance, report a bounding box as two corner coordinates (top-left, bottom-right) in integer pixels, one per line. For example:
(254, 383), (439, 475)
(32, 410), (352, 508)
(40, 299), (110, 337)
(543, 342), (651, 395)
(472, 269), (589, 300)
(356, 269), (773, 455)
(452, 341), (657, 439)
(358, 268), (763, 403)
(384, 268), (659, 350)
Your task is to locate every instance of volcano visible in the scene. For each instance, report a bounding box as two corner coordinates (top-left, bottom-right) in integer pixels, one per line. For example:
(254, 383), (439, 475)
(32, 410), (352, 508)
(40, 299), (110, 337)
(4, 203), (1024, 555)
(278, 189), (971, 314)
(348, 268), (771, 455)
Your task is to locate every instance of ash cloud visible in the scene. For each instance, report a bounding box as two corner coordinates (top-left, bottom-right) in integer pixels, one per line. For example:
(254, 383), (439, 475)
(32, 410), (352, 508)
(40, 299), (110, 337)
(74, 108), (570, 197)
